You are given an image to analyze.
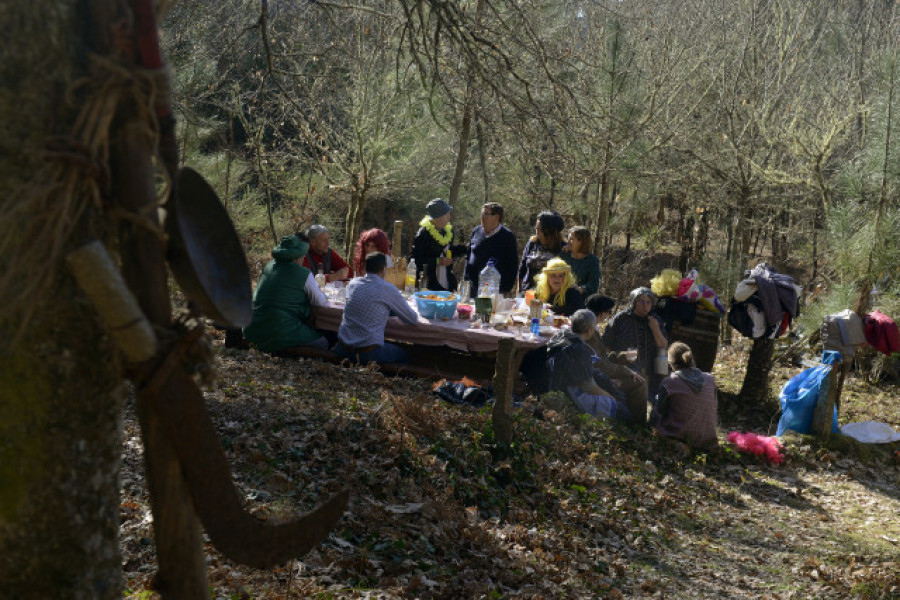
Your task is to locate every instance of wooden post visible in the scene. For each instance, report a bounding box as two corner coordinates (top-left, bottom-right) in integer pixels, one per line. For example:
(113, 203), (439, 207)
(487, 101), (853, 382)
(492, 338), (516, 445)
(811, 361), (841, 438)
(392, 220), (404, 257)
(115, 124), (209, 598)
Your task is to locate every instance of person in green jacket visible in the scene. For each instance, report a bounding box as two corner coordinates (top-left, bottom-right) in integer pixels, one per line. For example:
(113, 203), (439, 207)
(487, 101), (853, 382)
(243, 234), (329, 354)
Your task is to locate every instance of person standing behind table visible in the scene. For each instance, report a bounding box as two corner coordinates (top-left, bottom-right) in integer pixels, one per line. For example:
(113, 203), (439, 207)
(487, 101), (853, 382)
(651, 342), (719, 450)
(560, 226), (601, 296)
(601, 287), (668, 400)
(534, 258), (585, 317)
(353, 228), (393, 276)
(518, 210), (565, 291)
(583, 294), (650, 426)
(242, 234), (329, 355)
(464, 202), (518, 295)
(334, 252), (420, 365)
(303, 224), (352, 283)
(411, 198), (467, 291)
(546, 309), (633, 423)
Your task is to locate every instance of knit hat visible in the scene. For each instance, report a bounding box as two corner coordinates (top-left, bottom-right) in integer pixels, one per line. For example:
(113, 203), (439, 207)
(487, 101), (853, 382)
(271, 235), (309, 261)
(426, 198), (453, 219)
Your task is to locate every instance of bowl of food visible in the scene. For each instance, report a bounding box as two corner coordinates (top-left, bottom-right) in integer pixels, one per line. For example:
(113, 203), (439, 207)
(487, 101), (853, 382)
(414, 291), (459, 320)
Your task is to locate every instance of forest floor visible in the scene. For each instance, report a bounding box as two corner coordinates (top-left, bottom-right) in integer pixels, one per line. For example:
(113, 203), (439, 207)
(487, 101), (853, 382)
(121, 332), (900, 599)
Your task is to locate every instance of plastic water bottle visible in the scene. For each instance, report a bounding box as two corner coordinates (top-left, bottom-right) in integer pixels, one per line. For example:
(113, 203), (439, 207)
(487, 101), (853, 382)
(405, 258), (417, 293)
(478, 259), (501, 299)
(530, 317), (540, 338)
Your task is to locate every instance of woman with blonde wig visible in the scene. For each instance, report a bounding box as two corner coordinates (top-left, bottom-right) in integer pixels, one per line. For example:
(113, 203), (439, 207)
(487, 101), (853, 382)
(535, 258), (585, 316)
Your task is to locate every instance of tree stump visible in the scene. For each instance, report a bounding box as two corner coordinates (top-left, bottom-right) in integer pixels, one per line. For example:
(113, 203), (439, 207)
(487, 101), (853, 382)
(739, 337), (775, 405)
(811, 362), (841, 437)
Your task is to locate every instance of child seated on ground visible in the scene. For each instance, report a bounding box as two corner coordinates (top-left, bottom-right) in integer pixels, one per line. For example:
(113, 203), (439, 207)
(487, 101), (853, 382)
(650, 342), (719, 449)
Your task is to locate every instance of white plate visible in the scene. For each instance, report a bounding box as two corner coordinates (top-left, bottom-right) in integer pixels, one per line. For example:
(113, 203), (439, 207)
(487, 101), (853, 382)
(538, 326), (556, 336)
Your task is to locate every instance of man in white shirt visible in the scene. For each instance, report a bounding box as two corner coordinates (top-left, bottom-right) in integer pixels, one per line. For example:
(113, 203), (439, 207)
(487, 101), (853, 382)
(334, 253), (419, 364)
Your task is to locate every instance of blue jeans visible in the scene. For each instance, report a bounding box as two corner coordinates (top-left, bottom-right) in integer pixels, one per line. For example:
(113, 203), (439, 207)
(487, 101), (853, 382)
(335, 341), (409, 365)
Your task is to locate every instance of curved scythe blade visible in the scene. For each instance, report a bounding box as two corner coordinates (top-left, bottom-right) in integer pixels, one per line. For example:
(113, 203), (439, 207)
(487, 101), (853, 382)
(139, 367), (349, 568)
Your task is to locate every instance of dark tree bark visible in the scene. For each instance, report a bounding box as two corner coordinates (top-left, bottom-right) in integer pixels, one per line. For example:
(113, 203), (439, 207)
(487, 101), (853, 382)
(0, 3), (124, 597)
(739, 337), (776, 405)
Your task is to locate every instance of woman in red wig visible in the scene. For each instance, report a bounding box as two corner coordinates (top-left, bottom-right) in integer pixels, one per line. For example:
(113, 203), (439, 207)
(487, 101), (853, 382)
(353, 228), (393, 276)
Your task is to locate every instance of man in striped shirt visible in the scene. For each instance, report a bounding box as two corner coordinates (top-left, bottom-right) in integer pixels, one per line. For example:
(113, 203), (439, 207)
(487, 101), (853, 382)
(334, 253), (419, 364)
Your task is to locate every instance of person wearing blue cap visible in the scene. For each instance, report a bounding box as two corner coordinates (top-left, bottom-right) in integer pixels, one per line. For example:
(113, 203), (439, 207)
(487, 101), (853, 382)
(411, 198), (467, 291)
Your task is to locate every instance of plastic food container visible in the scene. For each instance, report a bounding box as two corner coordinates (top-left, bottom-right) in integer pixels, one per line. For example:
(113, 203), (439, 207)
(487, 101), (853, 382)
(414, 291), (459, 319)
(456, 304), (474, 319)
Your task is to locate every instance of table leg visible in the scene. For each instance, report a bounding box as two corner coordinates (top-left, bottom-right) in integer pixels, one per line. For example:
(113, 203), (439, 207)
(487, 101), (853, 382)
(491, 338), (517, 445)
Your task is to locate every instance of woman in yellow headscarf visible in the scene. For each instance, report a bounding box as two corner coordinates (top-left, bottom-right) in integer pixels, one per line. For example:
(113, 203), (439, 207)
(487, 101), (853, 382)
(535, 258), (585, 316)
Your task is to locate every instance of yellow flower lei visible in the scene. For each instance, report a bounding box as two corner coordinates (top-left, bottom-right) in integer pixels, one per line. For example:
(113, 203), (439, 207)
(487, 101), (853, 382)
(420, 216), (453, 246)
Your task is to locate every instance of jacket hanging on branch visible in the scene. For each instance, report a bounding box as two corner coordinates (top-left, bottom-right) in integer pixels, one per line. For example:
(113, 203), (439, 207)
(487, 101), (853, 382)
(728, 263), (801, 340)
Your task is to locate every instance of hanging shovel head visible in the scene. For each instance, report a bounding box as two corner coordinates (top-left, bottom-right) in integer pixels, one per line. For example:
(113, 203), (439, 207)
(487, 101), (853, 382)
(166, 167), (252, 328)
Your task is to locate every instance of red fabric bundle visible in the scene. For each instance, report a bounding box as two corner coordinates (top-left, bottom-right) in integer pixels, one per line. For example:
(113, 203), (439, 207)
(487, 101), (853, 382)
(726, 431), (785, 465)
(863, 310), (900, 356)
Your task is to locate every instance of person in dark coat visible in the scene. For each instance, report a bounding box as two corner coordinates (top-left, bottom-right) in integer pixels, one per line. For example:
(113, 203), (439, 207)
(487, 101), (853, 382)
(547, 309), (633, 423)
(518, 210), (565, 291)
(602, 287), (668, 400)
(464, 202), (518, 294)
(584, 294), (650, 425)
(411, 198), (467, 292)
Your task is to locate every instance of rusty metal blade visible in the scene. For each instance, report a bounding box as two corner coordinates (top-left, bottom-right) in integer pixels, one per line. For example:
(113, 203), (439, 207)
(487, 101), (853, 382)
(139, 368), (349, 568)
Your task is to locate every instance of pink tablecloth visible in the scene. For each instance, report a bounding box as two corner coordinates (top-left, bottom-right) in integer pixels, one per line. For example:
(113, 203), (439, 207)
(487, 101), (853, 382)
(311, 301), (546, 354)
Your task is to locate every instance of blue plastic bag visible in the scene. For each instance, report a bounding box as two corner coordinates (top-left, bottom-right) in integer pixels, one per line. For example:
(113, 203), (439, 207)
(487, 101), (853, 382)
(776, 351), (841, 436)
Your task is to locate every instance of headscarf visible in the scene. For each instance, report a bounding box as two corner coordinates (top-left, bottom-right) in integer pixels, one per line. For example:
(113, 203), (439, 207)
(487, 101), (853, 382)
(626, 287), (656, 313)
(535, 258), (576, 308)
(271, 235), (309, 262)
(354, 228), (391, 275)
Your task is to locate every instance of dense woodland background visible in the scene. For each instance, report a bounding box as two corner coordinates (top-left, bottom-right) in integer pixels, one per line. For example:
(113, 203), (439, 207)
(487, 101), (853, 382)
(163, 0), (899, 322)
(2, 2), (899, 598)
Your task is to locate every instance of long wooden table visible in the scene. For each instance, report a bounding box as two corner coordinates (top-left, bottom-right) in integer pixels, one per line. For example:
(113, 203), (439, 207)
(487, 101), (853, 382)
(310, 295), (551, 392)
(311, 294), (556, 434)
(310, 299), (547, 354)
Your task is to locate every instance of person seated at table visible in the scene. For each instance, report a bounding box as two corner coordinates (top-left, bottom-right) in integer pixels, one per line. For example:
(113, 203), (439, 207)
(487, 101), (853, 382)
(518, 210), (565, 291)
(303, 224), (352, 283)
(560, 226), (601, 296)
(534, 258), (584, 317)
(650, 342), (719, 450)
(546, 309), (633, 423)
(411, 198), (467, 292)
(464, 202), (518, 295)
(353, 228), (393, 276)
(601, 286), (668, 400)
(243, 234), (329, 355)
(583, 293), (649, 425)
(334, 252), (419, 364)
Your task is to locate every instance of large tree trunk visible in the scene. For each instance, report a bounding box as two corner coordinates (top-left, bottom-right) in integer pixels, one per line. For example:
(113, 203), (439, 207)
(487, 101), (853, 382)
(0, 3), (124, 597)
